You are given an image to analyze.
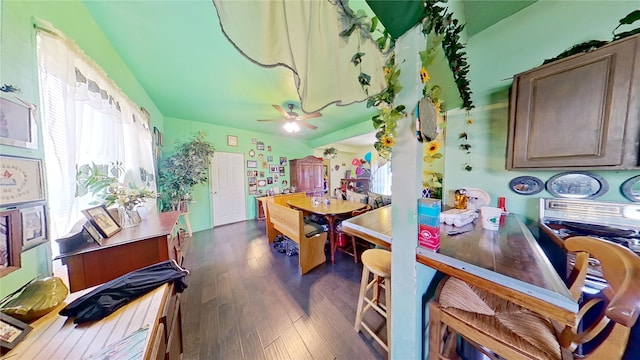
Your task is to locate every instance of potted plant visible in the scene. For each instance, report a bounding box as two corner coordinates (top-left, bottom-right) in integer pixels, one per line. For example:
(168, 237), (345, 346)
(323, 147), (338, 159)
(157, 132), (216, 212)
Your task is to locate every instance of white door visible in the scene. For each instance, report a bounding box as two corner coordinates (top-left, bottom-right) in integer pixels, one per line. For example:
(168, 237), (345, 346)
(210, 152), (246, 226)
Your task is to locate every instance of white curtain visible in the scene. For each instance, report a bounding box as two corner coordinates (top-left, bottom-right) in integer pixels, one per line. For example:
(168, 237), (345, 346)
(37, 29), (156, 248)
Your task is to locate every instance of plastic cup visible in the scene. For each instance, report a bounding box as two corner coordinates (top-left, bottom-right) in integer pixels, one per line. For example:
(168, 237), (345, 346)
(480, 206), (502, 230)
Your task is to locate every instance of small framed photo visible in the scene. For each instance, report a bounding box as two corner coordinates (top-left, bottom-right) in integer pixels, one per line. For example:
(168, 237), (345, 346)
(0, 313), (32, 352)
(279, 166), (285, 175)
(252, 138), (257, 144)
(0, 209), (22, 277)
(262, 161), (268, 169)
(267, 145), (272, 152)
(0, 97), (37, 149)
(269, 165), (278, 173)
(0, 156), (45, 207)
(267, 156), (273, 162)
(248, 185), (257, 194)
(81, 205), (121, 238)
(257, 180), (267, 187)
(227, 135), (238, 147)
(247, 160), (257, 168)
(259, 171), (265, 178)
(279, 157), (287, 165)
(248, 177), (257, 185)
(256, 141), (265, 150)
(267, 177), (273, 185)
(20, 203), (47, 250)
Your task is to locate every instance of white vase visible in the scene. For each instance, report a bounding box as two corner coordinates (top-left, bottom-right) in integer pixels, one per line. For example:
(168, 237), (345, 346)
(119, 207), (141, 228)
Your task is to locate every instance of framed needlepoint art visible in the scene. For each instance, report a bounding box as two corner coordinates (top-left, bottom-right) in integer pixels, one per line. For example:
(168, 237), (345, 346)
(0, 313), (32, 352)
(0, 156), (45, 207)
(227, 135), (238, 146)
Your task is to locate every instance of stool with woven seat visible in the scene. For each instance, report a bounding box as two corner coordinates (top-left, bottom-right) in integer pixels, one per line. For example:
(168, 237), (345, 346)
(354, 248), (392, 353)
(428, 236), (640, 360)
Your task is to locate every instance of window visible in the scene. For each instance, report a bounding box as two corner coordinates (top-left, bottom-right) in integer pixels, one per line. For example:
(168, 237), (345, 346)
(37, 28), (156, 254)
(370, 161), (392, 196)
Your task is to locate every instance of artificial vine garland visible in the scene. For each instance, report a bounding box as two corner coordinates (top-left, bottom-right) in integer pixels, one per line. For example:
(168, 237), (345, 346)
(339, 0), (474, 168)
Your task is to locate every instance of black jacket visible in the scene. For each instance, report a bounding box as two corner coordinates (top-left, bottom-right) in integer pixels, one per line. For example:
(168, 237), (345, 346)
(59, 259), (189, 323)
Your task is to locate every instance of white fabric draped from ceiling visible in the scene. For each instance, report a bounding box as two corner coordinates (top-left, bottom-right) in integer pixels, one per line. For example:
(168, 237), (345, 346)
(213, 0), (388, 113)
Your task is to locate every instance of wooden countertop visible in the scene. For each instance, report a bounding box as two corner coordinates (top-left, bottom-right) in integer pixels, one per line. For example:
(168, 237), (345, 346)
(417, 213), (578, 327)
(0, 284), (169, 360)
(56, 211), (180, 259)
(341, 205), (391, 248)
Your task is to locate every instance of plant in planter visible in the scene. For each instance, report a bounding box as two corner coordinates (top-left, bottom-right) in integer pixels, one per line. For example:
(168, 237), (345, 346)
(323, 147), (338, 159)
(157, 132), (216, 212)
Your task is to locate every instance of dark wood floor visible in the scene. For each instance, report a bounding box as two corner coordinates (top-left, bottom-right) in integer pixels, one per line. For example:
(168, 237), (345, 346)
(180, 220), (387, 360)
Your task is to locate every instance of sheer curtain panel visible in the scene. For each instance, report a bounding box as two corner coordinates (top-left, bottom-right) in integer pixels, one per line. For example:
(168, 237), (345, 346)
(37, 29), (156, 251)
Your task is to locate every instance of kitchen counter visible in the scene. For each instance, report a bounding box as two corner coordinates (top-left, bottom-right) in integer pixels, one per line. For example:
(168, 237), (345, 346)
(417, 213), (578, 326)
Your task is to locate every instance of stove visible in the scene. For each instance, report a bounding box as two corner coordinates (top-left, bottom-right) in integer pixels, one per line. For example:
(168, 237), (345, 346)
(539, 198), (640, 284)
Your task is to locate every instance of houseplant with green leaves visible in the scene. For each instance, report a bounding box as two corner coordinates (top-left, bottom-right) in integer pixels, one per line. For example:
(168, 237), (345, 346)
(157, 132), (216, 212)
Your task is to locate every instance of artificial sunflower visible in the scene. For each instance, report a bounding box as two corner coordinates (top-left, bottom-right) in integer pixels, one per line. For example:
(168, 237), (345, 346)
(382, 134), (395, 147)
(426, 140), (440, 156)
(384, 67), (392, 77)
(467, 117), (473, 125)
(420, 67), (430, 83)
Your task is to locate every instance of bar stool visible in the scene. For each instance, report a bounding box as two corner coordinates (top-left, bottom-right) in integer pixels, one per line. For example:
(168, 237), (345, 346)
(354, 248), (392, 353)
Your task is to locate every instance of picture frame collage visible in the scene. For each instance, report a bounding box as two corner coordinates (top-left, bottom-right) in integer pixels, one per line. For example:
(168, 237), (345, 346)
(245, 137), (288, 195)
(0, 154), (49, 278)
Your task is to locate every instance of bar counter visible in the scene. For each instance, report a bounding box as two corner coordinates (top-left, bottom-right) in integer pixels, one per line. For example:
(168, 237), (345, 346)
(417, 213), (578, 326)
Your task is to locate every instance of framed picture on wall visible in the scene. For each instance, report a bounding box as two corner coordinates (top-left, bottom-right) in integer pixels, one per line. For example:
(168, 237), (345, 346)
(256, 142), (264, 150)
(0, 97), (37, 149)
(247, 160), (257, 168)
(269, 165), (278, 173)
(279, 157), (287, 165)
(20, 203), (47, 250)
(0, 209), (22, 277)
(0, 156), (45, 207)
(227, 135), (238, 147)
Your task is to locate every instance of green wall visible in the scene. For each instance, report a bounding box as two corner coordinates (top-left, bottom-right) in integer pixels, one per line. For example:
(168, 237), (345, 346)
(0, 0), (162, 297)
(162, 117), (316, 232)
(444, 1), (639, 225)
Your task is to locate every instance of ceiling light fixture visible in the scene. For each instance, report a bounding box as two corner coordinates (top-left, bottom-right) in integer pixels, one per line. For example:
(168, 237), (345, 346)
(284, 121), (300, 133)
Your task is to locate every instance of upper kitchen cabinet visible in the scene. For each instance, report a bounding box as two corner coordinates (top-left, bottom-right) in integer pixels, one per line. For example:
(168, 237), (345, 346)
(507, 34), (640, 170)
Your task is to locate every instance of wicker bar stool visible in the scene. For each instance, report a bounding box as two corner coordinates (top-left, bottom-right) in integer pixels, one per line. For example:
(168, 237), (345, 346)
(354, 248), (392, 353)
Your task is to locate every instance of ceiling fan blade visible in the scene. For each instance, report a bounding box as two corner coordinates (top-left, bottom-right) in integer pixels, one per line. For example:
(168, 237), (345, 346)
(298, 121), (318, 130)
(272, 104), (289, 117)
(257, 119), (284, 122)
(298, 112), (322, 120)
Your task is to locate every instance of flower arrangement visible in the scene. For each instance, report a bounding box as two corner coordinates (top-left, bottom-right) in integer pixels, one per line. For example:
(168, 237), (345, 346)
(76, 162), (157, 210)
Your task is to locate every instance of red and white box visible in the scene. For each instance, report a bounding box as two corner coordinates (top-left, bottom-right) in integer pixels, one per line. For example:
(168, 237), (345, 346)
(418, 224), (440, 251)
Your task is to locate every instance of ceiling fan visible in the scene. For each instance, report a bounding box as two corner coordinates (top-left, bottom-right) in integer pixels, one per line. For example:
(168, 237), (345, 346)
(257, 104), (322, 131)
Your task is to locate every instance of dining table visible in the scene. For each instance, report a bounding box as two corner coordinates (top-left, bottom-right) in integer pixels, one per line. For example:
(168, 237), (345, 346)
(340, 204), (392, 248)
(286, 197), (367, 264)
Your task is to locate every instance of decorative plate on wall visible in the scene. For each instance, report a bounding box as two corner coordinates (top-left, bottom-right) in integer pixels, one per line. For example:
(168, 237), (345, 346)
(621, 175), (640, 202)
(508, 176), (544, 195)
(545, 171), (608, 199)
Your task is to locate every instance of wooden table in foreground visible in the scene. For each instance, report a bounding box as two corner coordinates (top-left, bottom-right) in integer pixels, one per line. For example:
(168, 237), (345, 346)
(417, 213), (578, 327)
(0, 283), (181, 360)
(56, 211), (182, 292)
(286, 197), (366, 264)
(341, 204), (392, 248)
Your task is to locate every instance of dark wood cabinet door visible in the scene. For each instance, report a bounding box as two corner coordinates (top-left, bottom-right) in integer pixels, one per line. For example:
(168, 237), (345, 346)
(507, 34), (639, 169)
(289, 156), (324, 195)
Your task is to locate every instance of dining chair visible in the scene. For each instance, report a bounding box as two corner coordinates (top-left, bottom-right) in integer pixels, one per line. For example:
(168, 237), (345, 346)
(428, 236), (640, 360)
(335, 205), (372, 263)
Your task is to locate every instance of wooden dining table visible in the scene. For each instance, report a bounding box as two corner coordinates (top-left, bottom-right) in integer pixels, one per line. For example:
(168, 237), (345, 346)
(340, 204), (392, 248)
(286, 197), (367, 264)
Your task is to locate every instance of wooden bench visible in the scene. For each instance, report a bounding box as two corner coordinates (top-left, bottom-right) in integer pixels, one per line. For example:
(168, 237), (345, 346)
(262, 192), (307, 244)
(266, 201), (328, 275)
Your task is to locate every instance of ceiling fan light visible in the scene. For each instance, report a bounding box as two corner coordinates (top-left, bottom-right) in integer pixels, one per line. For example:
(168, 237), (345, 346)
(284, 121), (300, 133)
